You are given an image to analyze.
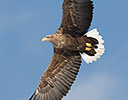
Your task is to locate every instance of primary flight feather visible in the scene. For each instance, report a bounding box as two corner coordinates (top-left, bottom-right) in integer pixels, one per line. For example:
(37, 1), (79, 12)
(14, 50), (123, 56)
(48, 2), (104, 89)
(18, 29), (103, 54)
(29, 0), (105, 100)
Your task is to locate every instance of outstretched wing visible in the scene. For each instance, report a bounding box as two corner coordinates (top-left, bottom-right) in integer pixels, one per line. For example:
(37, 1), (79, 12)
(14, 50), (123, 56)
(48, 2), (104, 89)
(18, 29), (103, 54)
(59, 0), (94, 37)
(29, 48), (81, 100)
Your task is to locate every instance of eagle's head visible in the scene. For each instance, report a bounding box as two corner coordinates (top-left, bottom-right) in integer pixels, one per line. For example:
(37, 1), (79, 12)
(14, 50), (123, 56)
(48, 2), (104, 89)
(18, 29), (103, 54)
(42, 33), (65, 48)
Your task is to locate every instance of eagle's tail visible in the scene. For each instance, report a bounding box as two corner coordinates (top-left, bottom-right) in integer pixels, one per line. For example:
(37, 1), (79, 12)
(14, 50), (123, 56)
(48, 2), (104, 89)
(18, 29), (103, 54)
(80, 29), (105, 64)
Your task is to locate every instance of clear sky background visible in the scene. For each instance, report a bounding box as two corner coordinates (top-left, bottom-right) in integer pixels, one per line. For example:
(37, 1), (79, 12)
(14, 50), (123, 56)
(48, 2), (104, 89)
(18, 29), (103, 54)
(0, 0), (128, 100)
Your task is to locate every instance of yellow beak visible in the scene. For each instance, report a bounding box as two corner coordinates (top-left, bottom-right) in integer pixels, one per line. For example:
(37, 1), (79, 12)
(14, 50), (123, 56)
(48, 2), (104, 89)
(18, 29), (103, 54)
(42, 37), (47, 42)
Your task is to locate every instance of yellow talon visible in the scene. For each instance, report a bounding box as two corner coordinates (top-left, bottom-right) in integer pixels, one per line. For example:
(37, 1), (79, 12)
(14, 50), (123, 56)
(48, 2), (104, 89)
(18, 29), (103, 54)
(85, 47), (91, 51)
(86, 43), (92, 47)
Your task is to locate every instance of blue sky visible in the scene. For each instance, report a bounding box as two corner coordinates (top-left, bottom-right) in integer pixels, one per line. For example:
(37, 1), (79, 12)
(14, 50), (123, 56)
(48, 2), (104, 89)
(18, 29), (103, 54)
(0, 0), (128, 100)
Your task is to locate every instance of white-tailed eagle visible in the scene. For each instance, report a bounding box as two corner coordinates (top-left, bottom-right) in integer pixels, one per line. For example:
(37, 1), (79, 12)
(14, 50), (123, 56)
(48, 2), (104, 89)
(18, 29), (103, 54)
(29, 0), (105, 100)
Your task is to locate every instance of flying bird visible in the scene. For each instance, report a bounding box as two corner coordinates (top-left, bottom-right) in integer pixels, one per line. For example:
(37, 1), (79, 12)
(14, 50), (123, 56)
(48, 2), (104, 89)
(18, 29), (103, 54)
(29, 0), (105, 100)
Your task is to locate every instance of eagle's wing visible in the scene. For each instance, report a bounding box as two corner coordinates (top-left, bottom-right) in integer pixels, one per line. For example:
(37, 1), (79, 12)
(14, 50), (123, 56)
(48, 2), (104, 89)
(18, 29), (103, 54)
(29, 48), (81, 100)
(59, 0), (94, 37)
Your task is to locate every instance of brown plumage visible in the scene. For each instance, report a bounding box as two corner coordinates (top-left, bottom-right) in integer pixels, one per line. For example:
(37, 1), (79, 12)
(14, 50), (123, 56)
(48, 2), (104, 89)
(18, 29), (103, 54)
(60, 0), (93, 37)
(29, 0), (105, 100)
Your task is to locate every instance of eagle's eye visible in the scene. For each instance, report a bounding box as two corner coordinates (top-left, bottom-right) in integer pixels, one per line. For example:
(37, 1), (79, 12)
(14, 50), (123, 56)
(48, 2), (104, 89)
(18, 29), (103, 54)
(46, 35), (51, 39)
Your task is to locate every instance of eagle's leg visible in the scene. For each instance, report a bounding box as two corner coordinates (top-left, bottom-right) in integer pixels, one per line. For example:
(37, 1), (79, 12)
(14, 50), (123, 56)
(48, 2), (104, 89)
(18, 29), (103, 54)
(76, 36), (99, 56)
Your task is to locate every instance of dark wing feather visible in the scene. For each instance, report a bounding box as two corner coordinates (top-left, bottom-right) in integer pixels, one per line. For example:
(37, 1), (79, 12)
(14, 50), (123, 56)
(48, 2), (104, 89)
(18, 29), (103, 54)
(59, 0), (94, 37)
(29, 48), (81, 100)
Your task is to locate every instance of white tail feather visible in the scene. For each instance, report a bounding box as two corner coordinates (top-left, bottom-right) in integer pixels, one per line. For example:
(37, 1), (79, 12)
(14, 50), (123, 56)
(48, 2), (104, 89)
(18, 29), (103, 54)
(80, 29), (105, 64)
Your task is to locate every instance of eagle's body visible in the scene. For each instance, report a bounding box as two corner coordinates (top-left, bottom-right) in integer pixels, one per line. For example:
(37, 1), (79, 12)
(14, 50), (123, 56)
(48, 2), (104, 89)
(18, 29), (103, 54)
(29, 0), (105, 100)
